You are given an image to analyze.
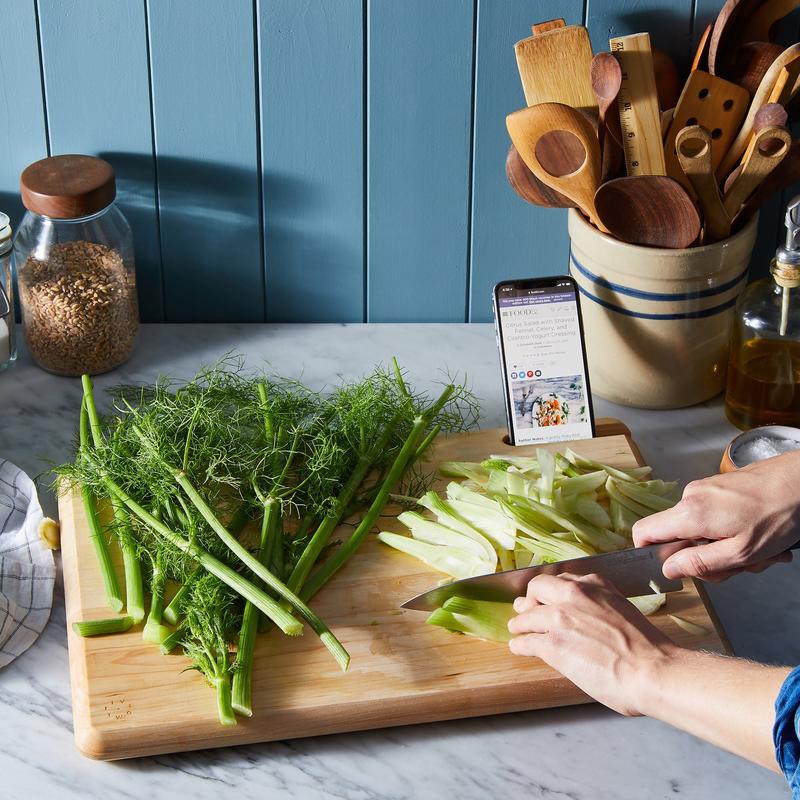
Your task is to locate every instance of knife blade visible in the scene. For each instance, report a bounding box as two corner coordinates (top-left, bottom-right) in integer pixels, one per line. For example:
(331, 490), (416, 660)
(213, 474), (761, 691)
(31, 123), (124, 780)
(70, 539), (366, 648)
(401, 542), (688, 612)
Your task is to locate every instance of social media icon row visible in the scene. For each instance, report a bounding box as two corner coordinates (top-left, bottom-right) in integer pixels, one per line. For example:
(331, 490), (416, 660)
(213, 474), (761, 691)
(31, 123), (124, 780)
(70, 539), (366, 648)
(510, 370), (542, 379)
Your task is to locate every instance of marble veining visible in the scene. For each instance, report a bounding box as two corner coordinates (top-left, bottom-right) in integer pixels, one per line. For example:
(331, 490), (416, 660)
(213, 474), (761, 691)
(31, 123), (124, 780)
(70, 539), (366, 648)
(0, 324), (794, 799)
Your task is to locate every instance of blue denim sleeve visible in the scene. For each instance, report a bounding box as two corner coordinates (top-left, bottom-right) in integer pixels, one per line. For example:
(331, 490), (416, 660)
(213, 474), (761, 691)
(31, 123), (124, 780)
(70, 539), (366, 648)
(775, 665), (800, 797)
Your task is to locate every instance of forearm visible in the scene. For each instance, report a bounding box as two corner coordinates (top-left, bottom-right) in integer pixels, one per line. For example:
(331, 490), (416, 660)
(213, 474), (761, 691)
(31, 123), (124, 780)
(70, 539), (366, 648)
(635, 647), (790, 772)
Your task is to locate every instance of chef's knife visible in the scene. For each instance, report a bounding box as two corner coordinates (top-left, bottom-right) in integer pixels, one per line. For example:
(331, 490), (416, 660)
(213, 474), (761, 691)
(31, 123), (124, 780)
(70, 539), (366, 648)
(401, 541), (688, 612)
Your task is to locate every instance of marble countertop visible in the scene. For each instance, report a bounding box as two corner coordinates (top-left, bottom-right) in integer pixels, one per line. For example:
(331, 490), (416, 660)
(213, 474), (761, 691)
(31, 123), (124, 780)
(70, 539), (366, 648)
(0, 323), (794, 800)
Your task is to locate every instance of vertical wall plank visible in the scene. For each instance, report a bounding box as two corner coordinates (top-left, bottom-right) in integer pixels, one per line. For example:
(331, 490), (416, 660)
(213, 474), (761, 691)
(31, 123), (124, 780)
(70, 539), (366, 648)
(468, 0), (583, 322)
(0, 0), (47, 227)
(38, 0), (163, 322)
(367, 0), (474, 322)
(258, 0), (364, 322)
(586, 0), (694, 69)
(148, 0), (263, 322)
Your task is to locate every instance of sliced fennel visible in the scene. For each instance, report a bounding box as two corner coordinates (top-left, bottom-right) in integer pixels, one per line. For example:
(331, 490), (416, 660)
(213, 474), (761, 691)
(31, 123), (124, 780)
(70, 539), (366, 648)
(669, 614), (710, 636)
(426, 597), (514, 642)
(627, 593), (666, 615)
(379, 446), (682, 640)
(376, 532), (492, 579)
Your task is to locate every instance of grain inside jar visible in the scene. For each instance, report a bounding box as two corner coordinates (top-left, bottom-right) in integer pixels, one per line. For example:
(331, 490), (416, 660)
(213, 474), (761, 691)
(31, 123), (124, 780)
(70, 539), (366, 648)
(15, 155), (140, 375)
(19, 241), (138, 375)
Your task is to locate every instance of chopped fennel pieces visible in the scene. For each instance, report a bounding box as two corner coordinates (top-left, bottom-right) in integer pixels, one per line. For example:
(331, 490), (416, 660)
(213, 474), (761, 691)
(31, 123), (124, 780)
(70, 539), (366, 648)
(426, 597), (514, 642)
(426, 591), (666, 645)
(379, 447), (682, 634)
(669, 614), (710, 636)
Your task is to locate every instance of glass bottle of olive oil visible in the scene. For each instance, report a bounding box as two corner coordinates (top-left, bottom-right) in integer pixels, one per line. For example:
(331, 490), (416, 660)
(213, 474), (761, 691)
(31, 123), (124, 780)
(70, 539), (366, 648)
(725, 197), (800, 430)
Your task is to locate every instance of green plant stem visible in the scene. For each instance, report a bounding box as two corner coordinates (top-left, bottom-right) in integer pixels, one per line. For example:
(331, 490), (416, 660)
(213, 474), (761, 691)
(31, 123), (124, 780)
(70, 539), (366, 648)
(174, 471), (349, 671)
(73, 616), (134, 637)
(111, 497), (145, 623)
(163, 503), (250, 626)
(301, 384), (455, 601)
(79, 399), (123, 613)
(78, 376), (305, 638)
(81, 375), (105, 449)
(232, 498), (277, 717)
(287, 413), (400, 595)
(163, 565), (201, 625)
(101, 474), (304, 637)
(213, 675), (236, 727)
(301, 414), (429, 601)
(287, 454), (372, 594)
(143, 558), (171, 645)
(160, 626), (185, 654)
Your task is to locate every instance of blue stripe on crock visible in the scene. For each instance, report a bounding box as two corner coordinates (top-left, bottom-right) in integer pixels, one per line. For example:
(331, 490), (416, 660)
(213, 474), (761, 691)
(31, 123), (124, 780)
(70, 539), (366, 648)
(569, 252), (749, 301)
(576, 285), (738, 320)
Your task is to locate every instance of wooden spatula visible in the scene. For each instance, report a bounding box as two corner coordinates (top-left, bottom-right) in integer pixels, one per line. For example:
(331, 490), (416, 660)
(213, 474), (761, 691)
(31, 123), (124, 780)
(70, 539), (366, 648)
(664, 70), (749, 188)
(531, 18), (565, 35)
(675, 125), (731, 243)
(515, 26), (596, 112)
(723, 125), (791, 216)
(506, 102), (606, 230)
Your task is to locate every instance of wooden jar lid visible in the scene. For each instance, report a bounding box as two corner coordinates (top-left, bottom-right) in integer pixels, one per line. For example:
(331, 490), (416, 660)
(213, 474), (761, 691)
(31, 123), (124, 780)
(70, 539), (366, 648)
(20, 154), (116, 219)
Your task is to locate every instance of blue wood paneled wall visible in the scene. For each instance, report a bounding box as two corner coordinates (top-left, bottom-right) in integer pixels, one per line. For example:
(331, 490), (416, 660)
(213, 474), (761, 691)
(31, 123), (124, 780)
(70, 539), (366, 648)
(0, 0), (794, 323)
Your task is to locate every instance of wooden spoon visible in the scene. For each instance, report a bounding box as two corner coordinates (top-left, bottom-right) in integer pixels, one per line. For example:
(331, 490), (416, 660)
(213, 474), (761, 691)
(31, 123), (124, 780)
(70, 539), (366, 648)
(692, 24), (713, 72)
(591, 52), (622, 157)
(594, 176), (701, 248)
(675, 125), (731, 243)
(506, 102), (606, 230)
(729, 41), (785, 96)
(742, 0), (800, 42)
(717, 42), (800, 177)
(653, 48), (681, 110)
(505, 144), (574, 208)
(725, 102), (790, 188)
(734, 138), (800, 227)
(708, 0), (760, 77)
(723, 125), (791, 216)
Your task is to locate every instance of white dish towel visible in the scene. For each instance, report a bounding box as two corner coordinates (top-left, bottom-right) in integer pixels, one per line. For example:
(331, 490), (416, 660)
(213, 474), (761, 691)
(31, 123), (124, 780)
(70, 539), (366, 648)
(0, 459), (55, 668)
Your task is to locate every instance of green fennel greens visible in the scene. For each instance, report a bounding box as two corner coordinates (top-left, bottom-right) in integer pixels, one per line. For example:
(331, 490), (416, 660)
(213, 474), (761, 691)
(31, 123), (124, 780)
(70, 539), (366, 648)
(59, 356), (477, 725)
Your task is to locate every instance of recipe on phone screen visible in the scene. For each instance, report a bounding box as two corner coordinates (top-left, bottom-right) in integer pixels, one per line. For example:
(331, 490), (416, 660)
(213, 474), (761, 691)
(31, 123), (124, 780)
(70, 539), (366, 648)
(497, 285), (593, 445)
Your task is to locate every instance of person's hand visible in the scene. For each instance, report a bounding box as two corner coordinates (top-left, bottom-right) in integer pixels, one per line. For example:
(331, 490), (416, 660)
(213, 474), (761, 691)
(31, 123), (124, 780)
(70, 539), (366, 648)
(508, 573), (678, 716)
(632, 451), (800, 582)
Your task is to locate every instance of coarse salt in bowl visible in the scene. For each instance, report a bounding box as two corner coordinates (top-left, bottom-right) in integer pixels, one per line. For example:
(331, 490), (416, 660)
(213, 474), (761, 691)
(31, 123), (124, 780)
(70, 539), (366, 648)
(720, 426), (800, 472)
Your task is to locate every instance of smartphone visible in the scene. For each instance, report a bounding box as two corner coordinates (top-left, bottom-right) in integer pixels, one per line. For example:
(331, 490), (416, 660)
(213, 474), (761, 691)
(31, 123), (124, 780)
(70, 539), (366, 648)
(492, 275), (595, 446)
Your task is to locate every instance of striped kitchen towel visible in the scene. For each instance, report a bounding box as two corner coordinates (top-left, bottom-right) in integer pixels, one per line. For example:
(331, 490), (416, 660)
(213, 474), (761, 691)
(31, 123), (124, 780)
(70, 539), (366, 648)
(0, 459), (55, 668)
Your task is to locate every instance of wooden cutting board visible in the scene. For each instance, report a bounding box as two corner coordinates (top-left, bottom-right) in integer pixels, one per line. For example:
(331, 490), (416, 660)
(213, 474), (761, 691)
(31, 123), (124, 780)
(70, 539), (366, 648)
(60, 419), (728, 760)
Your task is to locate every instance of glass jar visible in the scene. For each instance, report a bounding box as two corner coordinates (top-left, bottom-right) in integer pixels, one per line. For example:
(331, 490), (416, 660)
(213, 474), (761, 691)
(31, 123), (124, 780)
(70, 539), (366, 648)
(725, 196), (800, 429)
(14, 155), (139, 376)
(0, 213), (16, 371)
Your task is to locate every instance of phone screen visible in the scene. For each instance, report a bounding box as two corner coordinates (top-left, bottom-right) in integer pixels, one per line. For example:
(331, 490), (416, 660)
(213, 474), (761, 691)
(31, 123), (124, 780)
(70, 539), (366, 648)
(494, 278), (594, 445)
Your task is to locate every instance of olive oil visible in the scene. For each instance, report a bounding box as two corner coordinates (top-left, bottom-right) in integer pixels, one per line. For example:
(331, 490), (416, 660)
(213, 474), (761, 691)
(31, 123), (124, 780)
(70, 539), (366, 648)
(725, 338), (800, 429)
(725, 196), (800, 430)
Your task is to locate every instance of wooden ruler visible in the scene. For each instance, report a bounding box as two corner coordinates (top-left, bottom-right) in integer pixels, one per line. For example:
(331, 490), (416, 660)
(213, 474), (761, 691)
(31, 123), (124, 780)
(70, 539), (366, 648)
(610, 33), (666, 176)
